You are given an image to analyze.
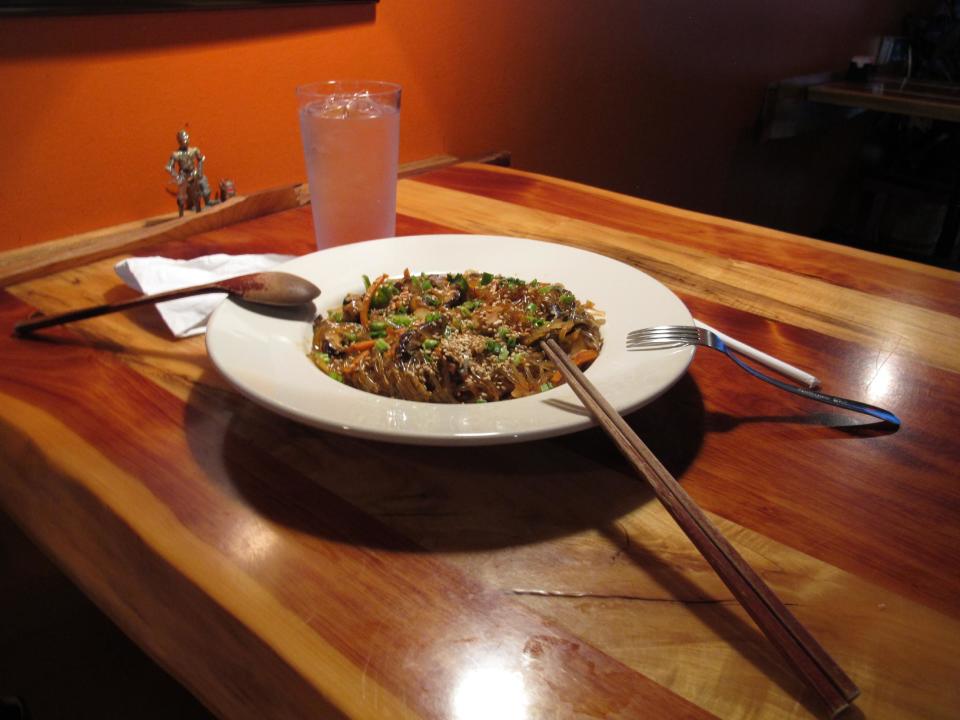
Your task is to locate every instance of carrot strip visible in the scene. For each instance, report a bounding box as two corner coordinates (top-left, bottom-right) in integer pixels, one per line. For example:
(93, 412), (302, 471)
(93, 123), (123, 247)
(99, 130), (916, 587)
(571, 349), (599, 366)
(360, 273), (388, 329)
(347, 340), (376, 353)
(551, 349), (599, 384)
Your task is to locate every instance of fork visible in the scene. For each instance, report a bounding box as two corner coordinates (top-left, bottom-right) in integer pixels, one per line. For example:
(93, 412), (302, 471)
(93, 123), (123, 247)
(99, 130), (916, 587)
(627, 325), (900, 425)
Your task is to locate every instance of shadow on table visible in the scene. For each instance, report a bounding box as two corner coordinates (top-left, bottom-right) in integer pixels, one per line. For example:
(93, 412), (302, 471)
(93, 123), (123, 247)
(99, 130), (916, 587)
(196, 372), (851, 717)
(204, 373), (706, 554)
(705, 409), (900, 437)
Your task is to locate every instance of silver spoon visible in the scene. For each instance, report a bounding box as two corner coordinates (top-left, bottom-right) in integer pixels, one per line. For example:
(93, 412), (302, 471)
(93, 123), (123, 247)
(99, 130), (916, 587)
(13, 271), (321, 336)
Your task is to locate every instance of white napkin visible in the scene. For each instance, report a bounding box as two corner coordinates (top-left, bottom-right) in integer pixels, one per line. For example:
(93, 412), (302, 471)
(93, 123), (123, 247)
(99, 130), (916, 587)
(115, 253), (295, 338)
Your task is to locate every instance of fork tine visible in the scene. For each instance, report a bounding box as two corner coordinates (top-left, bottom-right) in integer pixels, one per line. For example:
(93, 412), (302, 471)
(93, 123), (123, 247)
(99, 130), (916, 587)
(626, 336), (695, 343)
(627, 324), (698, 334)
(626, 340), (691, 350)
(626, 326), (700, 341)
(626, 334), (696, 343)
(626, 334), (698, 342)
(626, 324), (701, 351)
(626, 338), (698, 347)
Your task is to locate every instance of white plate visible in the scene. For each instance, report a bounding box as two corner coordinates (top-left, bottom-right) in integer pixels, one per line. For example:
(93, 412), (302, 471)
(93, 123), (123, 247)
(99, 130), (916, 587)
(206, 234), (694, 445)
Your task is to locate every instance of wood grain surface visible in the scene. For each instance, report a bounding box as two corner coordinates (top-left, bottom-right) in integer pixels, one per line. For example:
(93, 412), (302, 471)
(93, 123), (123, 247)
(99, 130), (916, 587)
(1, 162), (959, 719)
(807, 78), (960, 123)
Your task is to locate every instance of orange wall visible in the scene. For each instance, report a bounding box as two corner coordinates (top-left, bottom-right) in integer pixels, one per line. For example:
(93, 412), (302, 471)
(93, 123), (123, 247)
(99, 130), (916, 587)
(0, 1), (916, 252)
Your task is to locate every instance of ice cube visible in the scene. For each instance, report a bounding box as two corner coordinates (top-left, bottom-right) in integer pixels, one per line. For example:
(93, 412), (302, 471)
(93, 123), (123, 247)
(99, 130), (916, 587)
(346, 95), (384, 118)
(305, 91), (389, 120)
(307, 96), (348, 119)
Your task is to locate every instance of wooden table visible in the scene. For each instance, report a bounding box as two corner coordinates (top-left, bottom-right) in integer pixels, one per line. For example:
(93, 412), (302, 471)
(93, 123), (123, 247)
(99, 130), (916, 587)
(1, 163), (959, 719)
(807, 77), (960, 123)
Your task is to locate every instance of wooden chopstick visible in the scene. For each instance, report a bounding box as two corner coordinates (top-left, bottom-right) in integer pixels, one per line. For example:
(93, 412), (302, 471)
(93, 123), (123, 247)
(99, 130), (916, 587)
(542, 339), (859, 718)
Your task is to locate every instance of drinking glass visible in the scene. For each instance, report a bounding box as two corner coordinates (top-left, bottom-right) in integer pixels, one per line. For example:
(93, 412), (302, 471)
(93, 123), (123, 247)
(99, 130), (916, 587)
(296, 80), (401, 249)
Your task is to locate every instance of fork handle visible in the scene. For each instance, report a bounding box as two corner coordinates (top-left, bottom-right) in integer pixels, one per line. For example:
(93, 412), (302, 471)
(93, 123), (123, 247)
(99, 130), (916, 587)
(720, 346), (900, 426)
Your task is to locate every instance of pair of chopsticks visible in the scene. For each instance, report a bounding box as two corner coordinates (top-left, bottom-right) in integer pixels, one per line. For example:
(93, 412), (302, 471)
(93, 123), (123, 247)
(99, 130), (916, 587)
(542, 339), (859, 718)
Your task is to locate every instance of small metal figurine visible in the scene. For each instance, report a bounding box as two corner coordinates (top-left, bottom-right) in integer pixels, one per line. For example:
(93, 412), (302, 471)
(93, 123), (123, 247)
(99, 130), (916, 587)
(166, 128), (218, 217)
(218, 178), (237, 203)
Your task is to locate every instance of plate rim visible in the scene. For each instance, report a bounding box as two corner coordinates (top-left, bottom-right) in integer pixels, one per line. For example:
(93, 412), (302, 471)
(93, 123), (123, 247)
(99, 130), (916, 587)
(206, 234), (694, 446)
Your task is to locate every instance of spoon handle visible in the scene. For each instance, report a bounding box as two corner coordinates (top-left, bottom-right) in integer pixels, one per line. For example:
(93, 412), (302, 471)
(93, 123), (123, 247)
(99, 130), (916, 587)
(13, 283), (223, 336)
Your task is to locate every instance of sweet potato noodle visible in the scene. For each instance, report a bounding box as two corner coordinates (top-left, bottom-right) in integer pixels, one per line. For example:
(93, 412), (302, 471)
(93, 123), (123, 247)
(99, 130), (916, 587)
(309, 270), (604, 403)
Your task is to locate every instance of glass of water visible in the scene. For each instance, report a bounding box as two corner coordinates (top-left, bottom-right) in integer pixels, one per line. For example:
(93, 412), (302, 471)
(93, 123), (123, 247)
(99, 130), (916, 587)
(296, 80), (401, 249)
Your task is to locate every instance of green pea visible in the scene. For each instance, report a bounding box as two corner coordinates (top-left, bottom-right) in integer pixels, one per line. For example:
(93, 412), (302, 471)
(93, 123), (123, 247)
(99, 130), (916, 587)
(371, 286), (394, 308)
(413, 274), (432, 291)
